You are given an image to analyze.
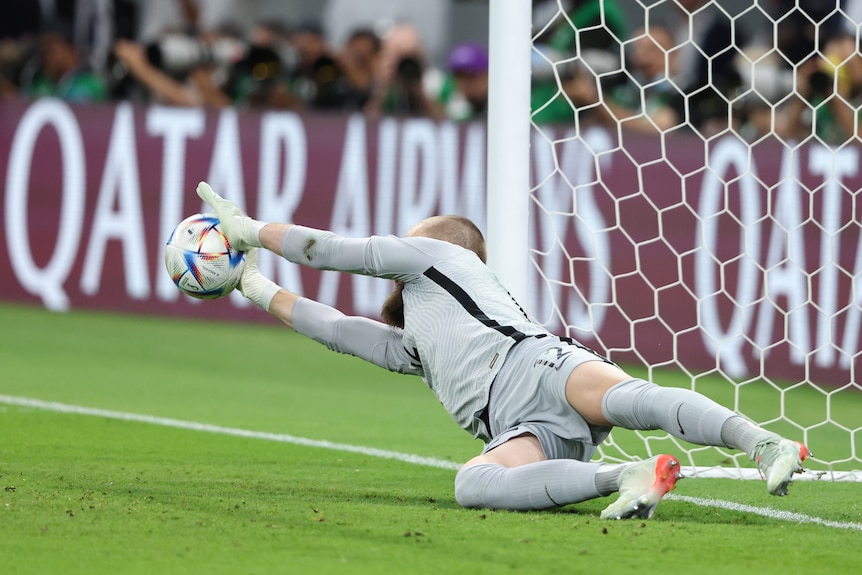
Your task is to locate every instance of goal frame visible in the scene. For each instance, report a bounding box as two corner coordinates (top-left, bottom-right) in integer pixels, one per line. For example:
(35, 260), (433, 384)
(486, 0), (532, 310)
(485, 0), (861, 482)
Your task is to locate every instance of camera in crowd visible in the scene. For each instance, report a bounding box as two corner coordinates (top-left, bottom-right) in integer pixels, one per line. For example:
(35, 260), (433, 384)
(145, 34), (247, 77)
(808, 68), (834, 98)
(395, 56), (423, 85)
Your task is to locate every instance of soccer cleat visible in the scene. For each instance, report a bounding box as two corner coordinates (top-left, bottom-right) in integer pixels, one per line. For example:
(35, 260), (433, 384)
(751, 438), (811, 496)
(196, 181), (260, 252)
(600, 454), (683, 520)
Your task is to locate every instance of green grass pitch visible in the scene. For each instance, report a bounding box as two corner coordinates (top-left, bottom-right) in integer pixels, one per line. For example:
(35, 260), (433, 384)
(1, 302), (860, 575)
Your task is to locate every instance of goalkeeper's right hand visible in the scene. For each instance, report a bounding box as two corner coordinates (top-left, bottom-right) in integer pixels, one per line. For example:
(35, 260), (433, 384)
(196, 181), (265, 252)
(238, 248), (282, 312)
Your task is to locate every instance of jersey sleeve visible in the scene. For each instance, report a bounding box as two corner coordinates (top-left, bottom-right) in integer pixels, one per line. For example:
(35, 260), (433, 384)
(291, 297), (423, 376)
(280, 225), (462, 281)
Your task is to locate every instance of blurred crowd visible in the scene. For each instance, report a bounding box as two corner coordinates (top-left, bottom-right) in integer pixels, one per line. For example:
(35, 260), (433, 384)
(0, 0), (486, 122)
(2, 0), (862, 145)
(533, 0), (862, 145)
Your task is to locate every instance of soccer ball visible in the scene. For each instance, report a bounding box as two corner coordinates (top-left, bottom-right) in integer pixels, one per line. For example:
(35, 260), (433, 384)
(164, 213), (246, 299)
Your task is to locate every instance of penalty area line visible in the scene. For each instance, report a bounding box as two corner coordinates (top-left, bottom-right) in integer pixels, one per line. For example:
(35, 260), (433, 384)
(1, 394), (859, 531)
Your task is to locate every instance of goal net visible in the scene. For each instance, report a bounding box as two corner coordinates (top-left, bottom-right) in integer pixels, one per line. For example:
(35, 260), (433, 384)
(525, 0), (861, 480)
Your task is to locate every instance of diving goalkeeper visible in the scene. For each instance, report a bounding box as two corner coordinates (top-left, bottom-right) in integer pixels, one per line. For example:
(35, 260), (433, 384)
(196, 181), (810, 520)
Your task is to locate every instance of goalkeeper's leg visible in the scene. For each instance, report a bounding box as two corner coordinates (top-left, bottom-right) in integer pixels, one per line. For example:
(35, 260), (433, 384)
(453, 435), (621, 510)
(565, 361), (809, 495)
(454, 435), (682, 519)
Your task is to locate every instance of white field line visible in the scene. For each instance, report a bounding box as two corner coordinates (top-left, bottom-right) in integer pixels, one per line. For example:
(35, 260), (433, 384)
(666, 495), (862, 531)
(1, 394), (860, 531)
(0, 394), (461, 471)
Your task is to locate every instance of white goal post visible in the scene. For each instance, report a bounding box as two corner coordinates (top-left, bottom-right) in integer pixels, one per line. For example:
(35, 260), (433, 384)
(486, 0), (532, 307)
(487, 0), (862, 481)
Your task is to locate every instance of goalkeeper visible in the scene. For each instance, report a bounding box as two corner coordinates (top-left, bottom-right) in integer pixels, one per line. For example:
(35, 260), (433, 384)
(196, 181), (810, 520)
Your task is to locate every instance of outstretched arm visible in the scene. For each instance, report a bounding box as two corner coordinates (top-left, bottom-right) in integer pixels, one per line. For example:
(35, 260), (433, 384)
(266, 288), (300, 329)
(239, 249), (420, 375)
(259, 223), (294, 254)
(197, 183), (454, 280)
(195, 183), (422, 373)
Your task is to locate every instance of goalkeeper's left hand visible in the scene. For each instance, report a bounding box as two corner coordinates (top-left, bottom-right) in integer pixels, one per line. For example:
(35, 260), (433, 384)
(196, 181), (265, 252)
(238, 248), (282, 312)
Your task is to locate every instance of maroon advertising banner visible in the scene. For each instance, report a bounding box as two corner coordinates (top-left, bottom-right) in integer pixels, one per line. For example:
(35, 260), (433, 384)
(1, 99), (859, 387)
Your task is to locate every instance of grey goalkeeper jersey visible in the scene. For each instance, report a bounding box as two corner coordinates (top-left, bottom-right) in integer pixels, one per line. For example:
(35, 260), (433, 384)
(281, 225), (550, 436)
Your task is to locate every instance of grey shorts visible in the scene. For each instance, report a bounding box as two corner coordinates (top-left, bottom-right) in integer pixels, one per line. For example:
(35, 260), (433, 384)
(479, 335), (613, 462)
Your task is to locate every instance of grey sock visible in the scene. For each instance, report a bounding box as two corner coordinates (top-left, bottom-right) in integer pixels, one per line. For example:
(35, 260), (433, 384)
(601, 378), (737, 447)
(593, 464), (626, 496)
(454, 460), (604, 510)
(720, 416), (781, 457)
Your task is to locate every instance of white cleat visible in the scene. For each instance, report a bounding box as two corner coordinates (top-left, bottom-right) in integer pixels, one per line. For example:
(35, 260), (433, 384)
(600, 454), (683, 520)
(752, 438), (811, 496)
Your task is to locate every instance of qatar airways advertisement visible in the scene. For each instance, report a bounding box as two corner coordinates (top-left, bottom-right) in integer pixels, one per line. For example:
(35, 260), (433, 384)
(1, 99), (859, 386)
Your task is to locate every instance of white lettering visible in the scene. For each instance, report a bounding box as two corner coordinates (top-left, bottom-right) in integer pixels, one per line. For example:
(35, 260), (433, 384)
(257, 112), (307, 296)
(809, 145), (857, 366)
(569, 128), (613, 334)
(840, 226), (862, 368)
(754, 144), (809, 363)
(203, 108), (250, 306)
(439, 121), (486, 225)
(374, 118), (399, 237)
(398, 119), (437, 234)
(147, 106), (205, 301)
(529, 131), (564, 327)
(696, 138), (761, 377)
(322, 115), (374, 313)
(5, 99), (85, 310)
(529, 128), (611, 333)
(80, 102), (149, 299)
(204, 107), (248, 212)
(362, 117), (401, 316)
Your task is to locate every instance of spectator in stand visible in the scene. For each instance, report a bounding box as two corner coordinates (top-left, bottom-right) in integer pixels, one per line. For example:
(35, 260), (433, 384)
(666, 0), (747, 136)
(322, 0), (450, 67)
(0, 39), (29, 99)
(824, 32), (862, 141)
(0, 0), (41, 98)
(112, 32), (232, 108)
(535, 0), (628, 56)
(436, 42), (489, 122)
(137, 0), (239, 46)
(113, 21), (298, 110)
(287, 22), (355, 110)
(364, 23), (443, 119)
(780, 32), (862, 144)
(229, 20), (299, 110)
(773, 2), (862, 144)
(602, 24), (681, 134)
(335, 28), (382, 111)
(20, 20), (107, 103)
(556, 54), (621, 130)
(530, 0), (628, 126)
(733, 93), (777, 143)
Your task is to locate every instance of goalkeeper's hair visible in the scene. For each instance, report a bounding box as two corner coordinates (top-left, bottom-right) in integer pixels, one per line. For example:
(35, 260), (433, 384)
(409, 215), (487, 263)
(382, 215), (487, 329)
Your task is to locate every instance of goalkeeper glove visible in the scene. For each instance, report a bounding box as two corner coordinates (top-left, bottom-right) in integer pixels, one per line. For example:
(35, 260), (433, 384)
(196, 181), (265, 251)
(238, 249), (282, 312)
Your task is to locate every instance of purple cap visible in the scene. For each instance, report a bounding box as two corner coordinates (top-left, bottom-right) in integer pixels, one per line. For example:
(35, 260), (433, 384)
(448, 42), (489, 74)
